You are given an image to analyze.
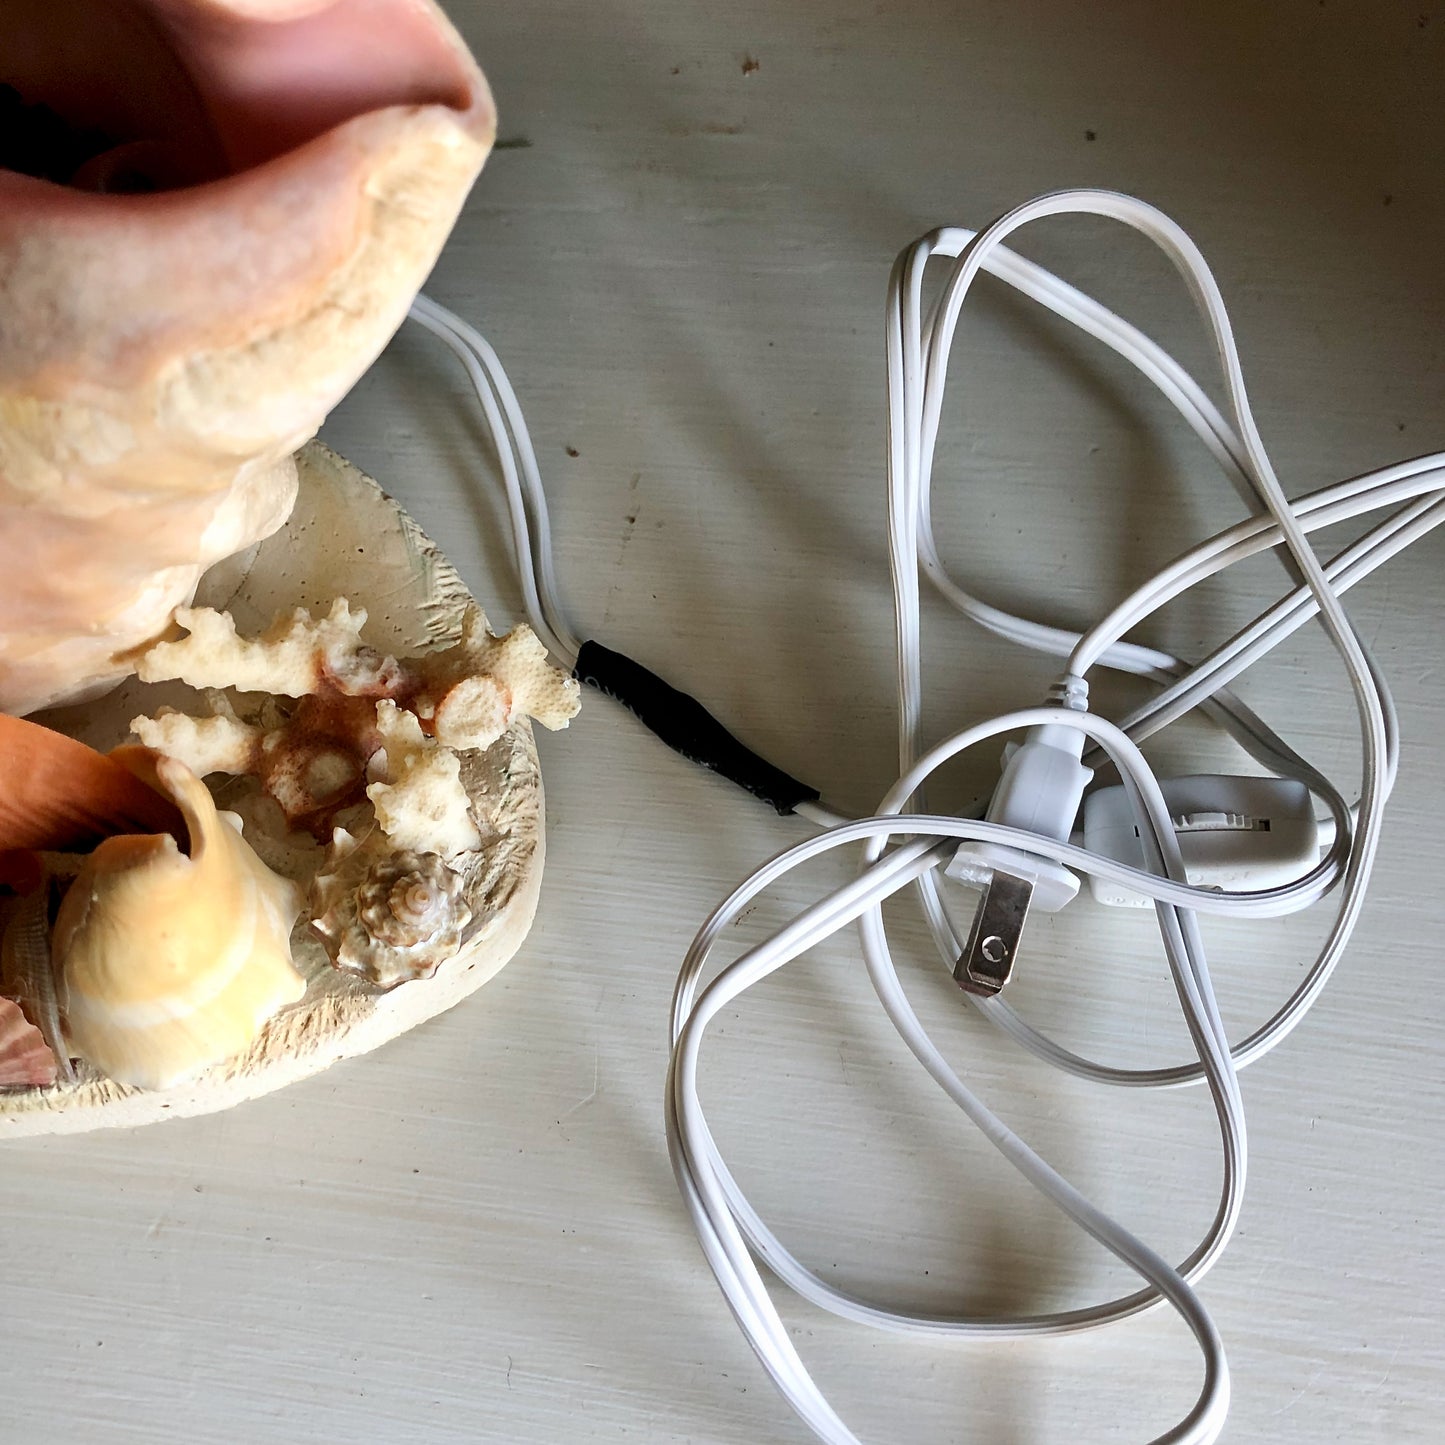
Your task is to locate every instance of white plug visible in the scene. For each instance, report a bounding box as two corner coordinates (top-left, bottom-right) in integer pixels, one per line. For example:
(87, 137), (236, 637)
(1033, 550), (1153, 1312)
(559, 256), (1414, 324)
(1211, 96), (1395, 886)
(945, 722), (1093, 993)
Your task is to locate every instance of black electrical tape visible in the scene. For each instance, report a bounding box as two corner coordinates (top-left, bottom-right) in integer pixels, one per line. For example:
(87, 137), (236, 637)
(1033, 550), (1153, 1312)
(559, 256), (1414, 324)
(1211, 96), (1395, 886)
(573, 640), (821, 815)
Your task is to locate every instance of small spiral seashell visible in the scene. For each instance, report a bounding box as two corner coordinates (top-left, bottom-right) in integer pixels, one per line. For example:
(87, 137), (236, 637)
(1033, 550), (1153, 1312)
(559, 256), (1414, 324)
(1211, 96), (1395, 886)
(358, 854), (458, 949)
(310, 836), (473, 990)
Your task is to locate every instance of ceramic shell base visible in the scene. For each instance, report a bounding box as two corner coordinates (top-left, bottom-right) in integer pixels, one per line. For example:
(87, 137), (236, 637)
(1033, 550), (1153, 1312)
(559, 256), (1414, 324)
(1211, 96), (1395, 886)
(0, 443), (544, 1137)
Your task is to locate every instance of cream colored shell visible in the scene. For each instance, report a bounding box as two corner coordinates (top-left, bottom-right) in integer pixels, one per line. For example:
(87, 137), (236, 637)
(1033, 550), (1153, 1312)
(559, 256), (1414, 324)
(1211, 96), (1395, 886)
(54, 754), (305, 1091)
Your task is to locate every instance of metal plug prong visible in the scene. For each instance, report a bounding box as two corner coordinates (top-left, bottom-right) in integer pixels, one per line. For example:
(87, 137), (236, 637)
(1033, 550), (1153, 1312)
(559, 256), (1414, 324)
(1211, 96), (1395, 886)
(955, 870), (1033, 995)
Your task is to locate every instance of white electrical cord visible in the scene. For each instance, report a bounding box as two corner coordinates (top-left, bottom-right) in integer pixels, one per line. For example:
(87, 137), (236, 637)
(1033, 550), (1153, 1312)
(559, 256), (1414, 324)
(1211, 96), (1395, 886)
(407, 292), (582, 669)
(409, 189), (1444, 1444)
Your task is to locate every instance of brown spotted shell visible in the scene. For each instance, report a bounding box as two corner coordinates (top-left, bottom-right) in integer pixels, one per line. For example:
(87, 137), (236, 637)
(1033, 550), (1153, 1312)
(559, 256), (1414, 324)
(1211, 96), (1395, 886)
(310, 831), (471, 989)
(358, 856), (460, 948)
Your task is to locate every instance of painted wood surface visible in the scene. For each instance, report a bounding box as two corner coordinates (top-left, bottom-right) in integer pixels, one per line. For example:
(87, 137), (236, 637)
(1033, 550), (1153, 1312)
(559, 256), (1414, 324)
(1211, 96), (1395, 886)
(2, 2), (1441, 1441)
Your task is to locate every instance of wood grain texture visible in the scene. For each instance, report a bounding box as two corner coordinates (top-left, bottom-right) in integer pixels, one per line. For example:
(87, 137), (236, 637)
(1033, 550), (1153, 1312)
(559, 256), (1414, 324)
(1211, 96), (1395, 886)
(1, 1), (1442, 1441)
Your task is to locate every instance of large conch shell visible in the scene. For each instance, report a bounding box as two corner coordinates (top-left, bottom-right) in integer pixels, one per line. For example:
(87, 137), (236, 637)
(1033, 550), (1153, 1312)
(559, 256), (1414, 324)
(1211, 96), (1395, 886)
(54, 750), (306, 1090)
(0, 0), (496, 715)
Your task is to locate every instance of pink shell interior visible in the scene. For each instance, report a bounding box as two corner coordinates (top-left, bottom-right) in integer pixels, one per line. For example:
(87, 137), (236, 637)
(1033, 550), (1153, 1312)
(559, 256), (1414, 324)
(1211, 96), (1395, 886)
(2, 0), (481, 191)
(0, 995), (58, 1089)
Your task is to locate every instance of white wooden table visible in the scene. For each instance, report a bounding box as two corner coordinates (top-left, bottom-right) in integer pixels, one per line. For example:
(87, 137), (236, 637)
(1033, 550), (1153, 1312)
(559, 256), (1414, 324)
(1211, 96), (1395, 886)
(5, 2), (1443, 1441)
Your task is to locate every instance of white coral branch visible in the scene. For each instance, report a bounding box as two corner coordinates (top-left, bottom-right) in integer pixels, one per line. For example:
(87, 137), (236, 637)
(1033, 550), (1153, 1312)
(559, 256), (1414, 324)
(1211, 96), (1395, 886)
(128, 599), (575, 851)
(130, 707), (263, 776)
(137, 599), (397, 697)
(366, 700), (482, 858)
(427, 609), (580, 750)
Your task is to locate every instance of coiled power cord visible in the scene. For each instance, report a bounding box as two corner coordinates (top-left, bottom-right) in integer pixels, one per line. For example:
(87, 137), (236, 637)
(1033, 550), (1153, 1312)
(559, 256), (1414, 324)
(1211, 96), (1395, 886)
(407, 189), (1445, 1444)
